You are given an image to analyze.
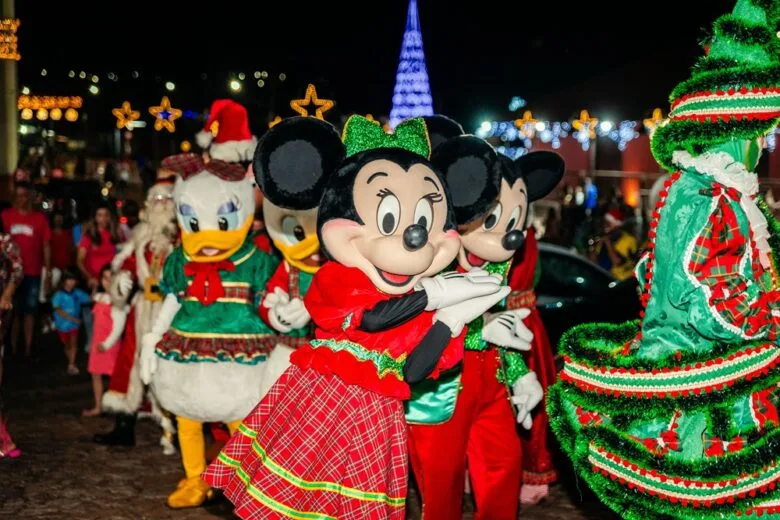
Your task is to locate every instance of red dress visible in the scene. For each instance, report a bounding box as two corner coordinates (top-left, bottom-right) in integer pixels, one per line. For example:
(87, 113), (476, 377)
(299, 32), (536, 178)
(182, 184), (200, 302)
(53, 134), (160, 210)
(203, 262), (464, 519)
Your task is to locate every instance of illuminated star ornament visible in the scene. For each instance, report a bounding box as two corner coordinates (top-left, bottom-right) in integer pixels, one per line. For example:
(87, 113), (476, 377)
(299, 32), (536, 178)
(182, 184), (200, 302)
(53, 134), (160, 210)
(643, 108), (665, 136)
(290, 84), (334, 120)
(112, 101), (140, 130)
(268, 116), (282, 129)
(572, 110), (599, 150)
(515, 110), (538, 139)
(149, 96), (182, 132)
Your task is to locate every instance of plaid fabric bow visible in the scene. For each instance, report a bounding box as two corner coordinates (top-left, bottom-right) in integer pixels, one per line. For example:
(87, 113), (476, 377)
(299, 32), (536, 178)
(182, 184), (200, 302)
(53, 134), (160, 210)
(184, 260), (235, 305)
(639, 430), (681, 455)
(576, 407), (602, 427)
(752, 388), (780, 430)
(160, 153), (246, 181)
(703, 434), (745, 457)
(708, 184), (741, 202)
(342, 116), (431, 159)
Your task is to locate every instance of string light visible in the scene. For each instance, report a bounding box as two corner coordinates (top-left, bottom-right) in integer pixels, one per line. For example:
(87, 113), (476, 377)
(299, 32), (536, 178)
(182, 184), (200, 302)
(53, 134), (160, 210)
(64, 108), (79, 122)
(508, 96), (527, 111)
(91, 75), (99, 83)
(289, 83), (334, 120)
(148, 96), (182, 132)
(18, 96), (83, 110)
(279, 73), (287, 81)
(238, 72), (245, 80)
(112, 101), (140, 130)
(88, 85), (99, 95)
(20, 86), (29, 95)
(180, 140), (191, 152)
(20, 108), (32, 120)
(78, 71), (86, 79)
(229, 79), (242, 92)
(257, 79), (265, 88)
(49, 108), (62, 121)
(68, 70), (75, 78)
(0, 19), (20, 61)
(165, 81), (175, 91)
(388, 0), (434, 128)
(40, 69), (47, 77)
(36, 109), (48, 121)
(254, 71), (261, 79)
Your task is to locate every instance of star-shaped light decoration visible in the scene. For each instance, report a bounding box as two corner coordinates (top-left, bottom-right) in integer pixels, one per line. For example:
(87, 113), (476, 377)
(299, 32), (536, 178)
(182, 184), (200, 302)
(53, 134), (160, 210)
(149, 96), (182, 133)
(514, 110), (538, 139)
(572, 110), (598, 150)
(643, 108), (665, 137)
(290, 84), (334, 120)
(268, 116), (282, 129)
(112, 101), (140, 130)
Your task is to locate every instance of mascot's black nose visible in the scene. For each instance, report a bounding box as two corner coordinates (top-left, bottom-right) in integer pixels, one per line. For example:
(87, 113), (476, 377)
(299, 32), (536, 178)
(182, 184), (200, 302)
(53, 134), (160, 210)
(403, 224), (428, 251)
(502, 230), (525, 251)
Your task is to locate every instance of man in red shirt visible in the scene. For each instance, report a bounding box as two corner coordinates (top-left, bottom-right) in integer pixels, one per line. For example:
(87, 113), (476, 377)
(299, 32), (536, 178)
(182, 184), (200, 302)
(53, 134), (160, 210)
(1, 183), (52, 358)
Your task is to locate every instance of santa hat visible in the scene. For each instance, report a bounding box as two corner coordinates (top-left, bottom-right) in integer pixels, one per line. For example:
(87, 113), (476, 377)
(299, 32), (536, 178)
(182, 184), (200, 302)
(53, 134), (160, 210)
(195, 100), (258, 163)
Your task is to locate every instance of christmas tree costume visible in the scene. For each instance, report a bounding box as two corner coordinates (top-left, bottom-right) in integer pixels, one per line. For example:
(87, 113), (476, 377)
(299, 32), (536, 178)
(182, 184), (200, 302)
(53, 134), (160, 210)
(252, 117), (345, 397)
(203, 116), (509, 519)
(406, 131), (563, 519)
(139, 154), (279, 509)
(548, 1), (780, 518)
(93, 178), (178, 452)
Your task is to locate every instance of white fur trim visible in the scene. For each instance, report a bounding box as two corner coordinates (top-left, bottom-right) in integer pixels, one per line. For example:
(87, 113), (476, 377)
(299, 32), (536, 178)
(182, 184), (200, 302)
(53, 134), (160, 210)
(258, 344), (294, 399)
(195, 130), (213, 149)
(151, 358), (268, 423)
(672, 150), (771, 268)
(207, 137), (258, 163)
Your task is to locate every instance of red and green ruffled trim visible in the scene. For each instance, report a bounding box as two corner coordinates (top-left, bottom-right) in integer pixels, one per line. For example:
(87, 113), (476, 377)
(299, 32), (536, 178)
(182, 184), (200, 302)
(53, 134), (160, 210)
(670, 86), (780, 122)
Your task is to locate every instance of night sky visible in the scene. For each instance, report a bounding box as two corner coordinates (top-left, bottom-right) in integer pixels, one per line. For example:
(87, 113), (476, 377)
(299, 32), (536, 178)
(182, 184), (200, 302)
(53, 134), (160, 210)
(16, 1), (736, 135)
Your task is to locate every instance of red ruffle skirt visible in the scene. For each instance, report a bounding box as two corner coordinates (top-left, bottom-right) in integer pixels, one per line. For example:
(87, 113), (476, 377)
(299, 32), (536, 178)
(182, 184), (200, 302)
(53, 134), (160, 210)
(203, 365), (408, 519)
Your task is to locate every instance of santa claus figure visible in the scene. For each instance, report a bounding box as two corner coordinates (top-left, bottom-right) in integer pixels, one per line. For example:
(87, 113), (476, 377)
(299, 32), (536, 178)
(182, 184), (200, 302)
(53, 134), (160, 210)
(92, 177), (178, 452)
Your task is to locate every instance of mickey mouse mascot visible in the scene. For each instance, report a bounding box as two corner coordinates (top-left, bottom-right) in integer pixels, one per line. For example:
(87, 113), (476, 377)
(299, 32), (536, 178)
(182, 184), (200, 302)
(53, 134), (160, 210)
(406, 120), (564, 519)
(203, 115), (510, 519)
(139, 153), (279, 508)
(251, 116), (344, 396)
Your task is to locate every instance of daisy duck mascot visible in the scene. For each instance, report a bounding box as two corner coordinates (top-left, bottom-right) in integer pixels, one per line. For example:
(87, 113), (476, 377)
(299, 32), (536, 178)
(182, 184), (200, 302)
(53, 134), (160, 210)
(139, 153), (279, 508)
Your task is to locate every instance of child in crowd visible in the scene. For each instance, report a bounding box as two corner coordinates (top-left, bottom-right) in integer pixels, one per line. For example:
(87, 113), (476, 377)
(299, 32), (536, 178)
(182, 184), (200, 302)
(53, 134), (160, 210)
(40, 212), (73, 334)
(52, 271), (90, 375)
(83, 265), (126, 417)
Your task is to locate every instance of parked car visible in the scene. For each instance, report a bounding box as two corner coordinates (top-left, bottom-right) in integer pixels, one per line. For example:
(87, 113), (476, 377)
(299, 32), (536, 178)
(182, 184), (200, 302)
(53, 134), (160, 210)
(535, 241), (641, 350)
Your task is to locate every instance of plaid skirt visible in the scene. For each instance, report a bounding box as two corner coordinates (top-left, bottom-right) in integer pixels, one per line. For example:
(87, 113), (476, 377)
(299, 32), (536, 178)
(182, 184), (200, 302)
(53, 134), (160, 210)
(203, 365), (408, 520)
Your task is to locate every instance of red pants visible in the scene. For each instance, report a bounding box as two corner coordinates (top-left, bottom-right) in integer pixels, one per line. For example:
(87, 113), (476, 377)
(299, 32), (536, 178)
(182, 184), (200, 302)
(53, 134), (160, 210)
(408, 349), (521, 520)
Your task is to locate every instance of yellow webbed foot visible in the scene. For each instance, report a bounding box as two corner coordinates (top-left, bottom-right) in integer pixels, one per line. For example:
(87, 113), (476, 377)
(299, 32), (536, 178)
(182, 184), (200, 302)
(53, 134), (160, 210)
(166, 476), (214, 509)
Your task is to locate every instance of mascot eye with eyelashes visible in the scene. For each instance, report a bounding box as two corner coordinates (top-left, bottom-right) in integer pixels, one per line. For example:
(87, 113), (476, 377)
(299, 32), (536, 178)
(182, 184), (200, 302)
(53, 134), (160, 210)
(434, 137), (564, 270)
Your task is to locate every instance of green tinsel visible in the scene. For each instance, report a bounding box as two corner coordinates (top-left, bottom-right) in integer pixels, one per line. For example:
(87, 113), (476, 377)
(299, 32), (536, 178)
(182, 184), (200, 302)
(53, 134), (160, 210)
(497, 350), (529, 386)
(714, 15), (776, 46)
(651, 118), (777, 173)
(560, 319), (769, 372)
(668, 67), (780, 102)
(752, 0), (780, 20)
(547, 385), (780, 520)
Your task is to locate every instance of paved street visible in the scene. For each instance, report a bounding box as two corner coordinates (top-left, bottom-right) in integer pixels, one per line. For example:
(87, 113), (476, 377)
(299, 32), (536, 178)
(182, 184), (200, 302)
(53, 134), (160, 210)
(0, 336), (614, 519)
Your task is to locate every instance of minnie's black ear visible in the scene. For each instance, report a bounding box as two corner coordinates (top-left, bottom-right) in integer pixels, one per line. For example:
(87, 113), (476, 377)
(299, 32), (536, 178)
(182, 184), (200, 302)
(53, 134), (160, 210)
(253, 116), (345, 210)
(515, 151), (565, 202)
(431, 136), (500, 226)
(422, 115), (465, 153)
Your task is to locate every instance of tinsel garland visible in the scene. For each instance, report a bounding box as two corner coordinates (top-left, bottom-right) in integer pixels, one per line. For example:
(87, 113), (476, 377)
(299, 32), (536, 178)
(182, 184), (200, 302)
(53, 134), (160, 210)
(548, 385), (780, 520)
(669, 67), (780, 102)
(694, 57), (742, 73)
(560, 320), (770, 372)
(752, 0), (780, 21)
(714, 15), (776, 46)
(497, 350), (529, 386)
(652, 119), (776, 172)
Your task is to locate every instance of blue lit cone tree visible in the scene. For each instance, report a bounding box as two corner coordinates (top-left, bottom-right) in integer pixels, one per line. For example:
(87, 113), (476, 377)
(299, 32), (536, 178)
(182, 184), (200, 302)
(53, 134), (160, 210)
(548, 1), (780, 518)
(389, 0), (434, 129)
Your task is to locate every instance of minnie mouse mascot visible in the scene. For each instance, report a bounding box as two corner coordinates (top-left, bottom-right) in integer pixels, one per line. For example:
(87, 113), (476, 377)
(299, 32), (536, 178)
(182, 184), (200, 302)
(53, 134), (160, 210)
(406, 123), (564, 519)
(203, 115), (509, 519)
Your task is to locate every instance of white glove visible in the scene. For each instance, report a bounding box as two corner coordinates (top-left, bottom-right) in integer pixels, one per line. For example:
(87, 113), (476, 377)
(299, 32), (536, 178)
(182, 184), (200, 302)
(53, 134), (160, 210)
(272, 298), (310, 331)
(116, 271), (134, 298)
(139, 293), (181, 385)
(100, 306), (129, 351)
(416, 268), (503, 311)
(140, 332), (162, 385)
(482, 309), (534, 351)
(512, 372), (544, 430)
(434, 286), (511, 336)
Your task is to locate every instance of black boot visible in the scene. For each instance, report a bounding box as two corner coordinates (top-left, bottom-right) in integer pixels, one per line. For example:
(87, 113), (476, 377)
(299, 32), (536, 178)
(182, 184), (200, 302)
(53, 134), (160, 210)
(92, 413), (136, 447)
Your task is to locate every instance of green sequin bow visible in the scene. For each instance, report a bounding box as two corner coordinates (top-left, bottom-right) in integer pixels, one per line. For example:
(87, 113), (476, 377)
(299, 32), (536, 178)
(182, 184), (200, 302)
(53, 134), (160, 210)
(342, 115), (431, 159)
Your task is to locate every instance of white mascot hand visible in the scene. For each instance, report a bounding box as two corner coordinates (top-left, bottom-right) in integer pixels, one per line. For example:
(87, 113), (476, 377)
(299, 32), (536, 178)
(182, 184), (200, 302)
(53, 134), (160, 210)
(416, 268), (503, 311)
(140, 332), (161, 385)
(482, 308), (534, 351)
(116, 271), (134, 298)
(264, 288), (294, 333)
(511, 371), (544, 430)
(275, 298), (310, 330)
(434, 286), (511, 336)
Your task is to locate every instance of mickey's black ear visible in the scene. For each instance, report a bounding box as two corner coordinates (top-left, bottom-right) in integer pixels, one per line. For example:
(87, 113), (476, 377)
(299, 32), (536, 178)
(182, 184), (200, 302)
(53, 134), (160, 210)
(422, 115), (464, 153)
(253, 116), (345, 210)
(516, 151), (565, 202)
(431, 136), (500, 226)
